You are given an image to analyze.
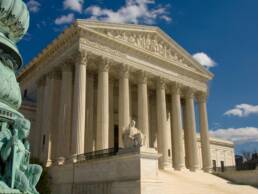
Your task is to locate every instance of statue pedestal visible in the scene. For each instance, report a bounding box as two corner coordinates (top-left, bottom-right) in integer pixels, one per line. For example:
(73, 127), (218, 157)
(49, 147), (162, 194)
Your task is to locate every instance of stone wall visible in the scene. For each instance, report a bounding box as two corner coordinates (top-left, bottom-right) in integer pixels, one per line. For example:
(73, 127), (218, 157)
(49, 148), (160, 194)
(197, 136), (235, 169)
(216, 169), (258, 187)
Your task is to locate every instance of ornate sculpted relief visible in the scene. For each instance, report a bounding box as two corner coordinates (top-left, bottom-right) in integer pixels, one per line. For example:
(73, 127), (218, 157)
(94, 28), (190, 67)
(80, 38), (126, 58)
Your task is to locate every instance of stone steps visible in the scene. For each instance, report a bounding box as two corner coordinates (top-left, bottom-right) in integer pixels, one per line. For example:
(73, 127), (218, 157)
(155, 170), (258, 194)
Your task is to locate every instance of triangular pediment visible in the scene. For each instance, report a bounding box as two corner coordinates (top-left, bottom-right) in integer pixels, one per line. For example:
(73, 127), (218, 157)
(77, 20), (213, 79)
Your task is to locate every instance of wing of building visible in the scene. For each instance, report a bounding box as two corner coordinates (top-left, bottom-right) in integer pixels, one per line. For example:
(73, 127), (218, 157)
(17, 20), (238, 194)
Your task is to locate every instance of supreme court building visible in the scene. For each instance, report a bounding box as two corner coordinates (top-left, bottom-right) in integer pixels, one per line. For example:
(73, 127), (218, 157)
(17, 21), (235, 194)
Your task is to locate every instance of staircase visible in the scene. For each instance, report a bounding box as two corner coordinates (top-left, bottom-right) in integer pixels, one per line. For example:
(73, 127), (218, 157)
(151, 169), (258, 194)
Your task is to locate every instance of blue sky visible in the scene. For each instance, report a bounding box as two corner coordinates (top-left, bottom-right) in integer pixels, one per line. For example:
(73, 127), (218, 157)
(20, 0), (258, 154)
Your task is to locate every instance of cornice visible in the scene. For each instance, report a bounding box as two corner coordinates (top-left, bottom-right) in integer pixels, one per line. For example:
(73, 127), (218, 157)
(154, 28), (214, 78)
(79, 38), (208, 92)
(17, 20), (213, 92)
(76, 20), (214, 79)
(78, 25), (211, 82)
(17, 24), (79, 82)
(196, 135), (234, 148)
(78, 28), (208, 89)
(76, 20), (159, 32)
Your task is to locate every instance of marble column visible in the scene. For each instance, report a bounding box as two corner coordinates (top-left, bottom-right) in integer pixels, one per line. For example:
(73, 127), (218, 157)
(50, 71), (62, 161)
(41, 71), (61, 166)
(39, 75), (51, 163)
(85, 74), (95, 153)
(35, 77), (46, 159)
(57, 63), (73, 159)
(171, 83), (185, 170)
(148, 90), (157, 148)
(182, 101), (190, 169)
(109, 78), (114, 148)
(185, 89), (199, 171)
(71, 53), (87, 156)
(137, 71), (149, 147)
(119, 65), (130, 147)
(96, 61), (110, 150)
(197, 92), (212, 172)
(156, 79), (170, 169)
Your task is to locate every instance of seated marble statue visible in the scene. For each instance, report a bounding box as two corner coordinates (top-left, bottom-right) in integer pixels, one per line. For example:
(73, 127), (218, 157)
(0, 118), (42, 194)
(122, 120), (145, 148)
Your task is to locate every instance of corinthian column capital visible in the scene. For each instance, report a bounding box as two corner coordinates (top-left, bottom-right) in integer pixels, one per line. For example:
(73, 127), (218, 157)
(48, 70), (61, 80)
(137, 71), (147, 84)
(171, 82), (182, 94)
(99, 58), (111, 72)
(36, 76), (46, 87)
(75, 51), (88, 66)
(196, 92), (208, 103)
(119, 64), (129, 79)
(185, 87), (195, 99)
(63, 59), (73, 72)
(157, 78), (166, 90)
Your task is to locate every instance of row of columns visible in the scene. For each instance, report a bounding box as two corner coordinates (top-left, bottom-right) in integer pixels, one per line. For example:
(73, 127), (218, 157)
(35, 52), (211, 172)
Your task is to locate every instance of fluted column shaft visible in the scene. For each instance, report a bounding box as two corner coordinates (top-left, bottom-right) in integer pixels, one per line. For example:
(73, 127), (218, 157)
(58, 63), (73, 158)
(40, 75), (51, 163)
(71, 53), (87, 156)
(51, 72), (62, 160)
(171, 83), (185, 170)
(182, 102), (190, 169)
(137, 72), (149, 147)
(41, 72), (60, 166)
(96, 62), (110, 150)
(85, 74), (95, 152)
(119, 66), (130, 147)
(185, 89), (199, 171)
(109, 78), (114, 148)
(156, 79), (170, 169)
(197, 93), (212, 172)
(35, 78), (45, 159)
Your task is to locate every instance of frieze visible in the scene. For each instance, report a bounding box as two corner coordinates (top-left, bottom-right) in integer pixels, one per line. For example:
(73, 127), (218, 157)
(93, 28), (191, 67)
(80, 35), (207, 92)
(80, 37), (126, 58)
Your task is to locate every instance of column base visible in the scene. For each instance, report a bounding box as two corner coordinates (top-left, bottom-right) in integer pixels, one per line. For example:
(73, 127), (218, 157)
(57, 157), (66, 165)
(174, 165), (187, 171)
(202, 167), (212, 173)
(68, 154), (78, 163)
(45, 159), (52, 167)
(189, 166), (200, 172)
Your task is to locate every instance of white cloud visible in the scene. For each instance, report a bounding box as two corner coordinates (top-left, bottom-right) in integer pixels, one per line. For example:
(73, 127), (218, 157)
(55, 13), (75, 25)
(63, 0), (84, 13)
(36, 20), (47, 29)
(85, 0), (171, 24)
(27, 0), (41, 13)
(224, 104), (258, 117)
(192, 52), (216, 69)
(210, 127), (258, 144)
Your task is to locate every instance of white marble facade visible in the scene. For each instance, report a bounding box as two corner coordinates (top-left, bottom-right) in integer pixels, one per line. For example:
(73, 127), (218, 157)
(18, 21), (233, 172)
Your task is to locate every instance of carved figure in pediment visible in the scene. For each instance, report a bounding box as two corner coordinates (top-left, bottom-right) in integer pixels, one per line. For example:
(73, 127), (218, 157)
(122, 32), (128, 41)
(158, 42), (165, 55)
(145, 34), (152, 50)
(138, 34), (144, 47)
(107, 31), (113, 37)
(98, 28), (188, 64)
